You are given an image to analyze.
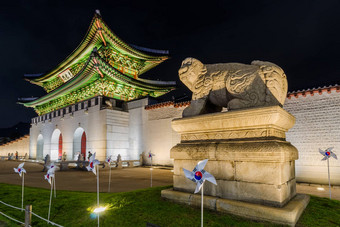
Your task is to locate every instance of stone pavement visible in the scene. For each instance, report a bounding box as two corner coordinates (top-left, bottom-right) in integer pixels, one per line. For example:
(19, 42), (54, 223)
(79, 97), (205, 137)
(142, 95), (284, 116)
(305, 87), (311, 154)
(0, 161), (339, 201)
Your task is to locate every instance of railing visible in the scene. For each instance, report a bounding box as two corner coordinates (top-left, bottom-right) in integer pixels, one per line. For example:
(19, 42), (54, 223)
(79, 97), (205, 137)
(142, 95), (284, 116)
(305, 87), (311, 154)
(0, 200), (63, 227)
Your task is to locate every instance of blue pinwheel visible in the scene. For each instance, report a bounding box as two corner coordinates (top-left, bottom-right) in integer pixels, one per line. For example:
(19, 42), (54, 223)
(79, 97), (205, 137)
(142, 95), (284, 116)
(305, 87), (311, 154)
(183, 159), (217, 193)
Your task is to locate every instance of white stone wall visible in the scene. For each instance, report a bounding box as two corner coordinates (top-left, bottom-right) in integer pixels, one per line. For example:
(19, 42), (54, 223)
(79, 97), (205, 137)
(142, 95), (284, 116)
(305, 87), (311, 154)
(106, 109), (130, 160)
(127, 98), (149, 161)
(145, 105), (185, 166)
(0, 135), (30, 157)
(284, 91), (340, 185)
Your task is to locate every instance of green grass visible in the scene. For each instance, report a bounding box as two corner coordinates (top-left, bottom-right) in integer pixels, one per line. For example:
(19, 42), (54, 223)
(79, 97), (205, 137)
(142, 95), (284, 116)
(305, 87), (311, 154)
(0, 183), (339, 227)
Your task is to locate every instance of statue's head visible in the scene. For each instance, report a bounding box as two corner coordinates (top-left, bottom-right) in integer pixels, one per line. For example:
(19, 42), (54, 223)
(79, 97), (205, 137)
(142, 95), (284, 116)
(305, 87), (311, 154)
(178, 58), (207, 91)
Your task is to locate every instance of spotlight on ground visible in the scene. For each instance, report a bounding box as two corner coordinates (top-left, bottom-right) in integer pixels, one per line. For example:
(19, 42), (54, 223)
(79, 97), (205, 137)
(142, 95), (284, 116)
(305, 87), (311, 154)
(93, 206), (107, 213)
(317, 187), (325, 191)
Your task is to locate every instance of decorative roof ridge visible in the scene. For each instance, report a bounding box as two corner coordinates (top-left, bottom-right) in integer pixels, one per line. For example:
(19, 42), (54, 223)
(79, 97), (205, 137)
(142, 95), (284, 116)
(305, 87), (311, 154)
(287, 84), (340, 99)
(129, 44), (169, 56)
(145, 100), (191, 110)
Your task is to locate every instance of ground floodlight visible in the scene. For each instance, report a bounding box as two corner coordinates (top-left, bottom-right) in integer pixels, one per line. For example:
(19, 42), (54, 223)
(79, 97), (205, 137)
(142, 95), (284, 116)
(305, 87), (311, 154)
(93, 206), (107, 213)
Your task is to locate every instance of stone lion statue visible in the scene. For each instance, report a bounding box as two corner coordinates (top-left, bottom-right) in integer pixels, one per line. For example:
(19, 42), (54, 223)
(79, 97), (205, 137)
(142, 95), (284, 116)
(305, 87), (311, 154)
(178, 58), (288, 117)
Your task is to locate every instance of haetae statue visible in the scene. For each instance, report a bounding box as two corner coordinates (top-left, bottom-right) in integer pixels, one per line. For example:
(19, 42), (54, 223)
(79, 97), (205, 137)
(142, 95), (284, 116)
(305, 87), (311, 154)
(178, 58), (288, 117)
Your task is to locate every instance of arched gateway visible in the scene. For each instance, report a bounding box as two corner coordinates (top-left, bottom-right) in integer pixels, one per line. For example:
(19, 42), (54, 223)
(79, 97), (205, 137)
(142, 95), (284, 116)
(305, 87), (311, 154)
(73, 128), (86, 160)
(51, 129), (62, 161)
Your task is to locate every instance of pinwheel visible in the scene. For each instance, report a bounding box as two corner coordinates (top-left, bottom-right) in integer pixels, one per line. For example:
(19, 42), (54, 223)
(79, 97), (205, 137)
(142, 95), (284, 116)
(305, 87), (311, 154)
(183, 159), (217, 193)
(44, 169), (55, 185)
(106, 155), (113, 192)
(148, 151), (155, 159)
(14, 163), (26, 177)
(86, 152), (100, 175)
(148, 152), (155, 187)
(183, 159), (217, 227)
(86, 152), (101, 226)
(106, 155), (112, 163)
(319, 147), (338, 160)
(44, 163), (57, 223)
(14, 163), (26, 210)
(319, 147), (338, 199)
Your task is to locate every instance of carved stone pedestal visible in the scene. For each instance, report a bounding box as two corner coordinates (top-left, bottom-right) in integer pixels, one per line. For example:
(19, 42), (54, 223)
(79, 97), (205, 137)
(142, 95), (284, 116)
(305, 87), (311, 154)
(161, 106), (309, 225)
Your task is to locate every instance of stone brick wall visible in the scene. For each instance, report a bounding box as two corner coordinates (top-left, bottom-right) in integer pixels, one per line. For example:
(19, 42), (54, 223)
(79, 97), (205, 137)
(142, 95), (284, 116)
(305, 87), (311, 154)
(284, 89), (340, 185)
(144, 89), (340, 185)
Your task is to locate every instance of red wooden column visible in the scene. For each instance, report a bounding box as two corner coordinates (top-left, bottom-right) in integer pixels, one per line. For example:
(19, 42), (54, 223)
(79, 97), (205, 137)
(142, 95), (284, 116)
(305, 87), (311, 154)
(81, 132), (86, 159)
(58, 134), (63, 160)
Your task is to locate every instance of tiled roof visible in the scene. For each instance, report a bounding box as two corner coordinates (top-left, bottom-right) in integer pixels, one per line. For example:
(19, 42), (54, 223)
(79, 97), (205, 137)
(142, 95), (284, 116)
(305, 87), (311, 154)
(145, 101), (190, 110)
(287, 84), (340, 99)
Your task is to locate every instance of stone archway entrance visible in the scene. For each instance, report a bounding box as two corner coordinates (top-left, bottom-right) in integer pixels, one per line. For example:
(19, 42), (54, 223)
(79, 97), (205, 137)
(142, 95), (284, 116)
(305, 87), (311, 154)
(51, 129), (62, 161)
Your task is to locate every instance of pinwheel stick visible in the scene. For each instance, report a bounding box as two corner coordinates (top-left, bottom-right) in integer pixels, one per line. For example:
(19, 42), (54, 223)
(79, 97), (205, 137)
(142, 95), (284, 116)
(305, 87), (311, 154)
(48, 177), (53, 223)
(150, 158), (153, 187)
(327, 158), (332, 199)
(54, 176), (56, 198)
(201, 182), (204, 227)
(21, 173), (24, 211)
(108, 163), (111, 192)
(97, 164), (100, 227)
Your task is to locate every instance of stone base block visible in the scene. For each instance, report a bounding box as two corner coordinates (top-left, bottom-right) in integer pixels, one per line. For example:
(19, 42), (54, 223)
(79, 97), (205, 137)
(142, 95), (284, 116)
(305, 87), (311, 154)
(174, 175), (296, 207)
(161, 188), (309, 226)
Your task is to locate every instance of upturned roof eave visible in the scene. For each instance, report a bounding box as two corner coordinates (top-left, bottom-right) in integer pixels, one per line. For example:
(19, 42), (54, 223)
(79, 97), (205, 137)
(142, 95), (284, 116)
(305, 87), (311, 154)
(21, 54), (175, 108)
(25, 14), (100, 84)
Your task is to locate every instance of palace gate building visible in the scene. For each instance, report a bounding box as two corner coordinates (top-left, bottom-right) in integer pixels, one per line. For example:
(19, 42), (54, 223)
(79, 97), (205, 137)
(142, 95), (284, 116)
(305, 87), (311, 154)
(20, 10), (175, 162)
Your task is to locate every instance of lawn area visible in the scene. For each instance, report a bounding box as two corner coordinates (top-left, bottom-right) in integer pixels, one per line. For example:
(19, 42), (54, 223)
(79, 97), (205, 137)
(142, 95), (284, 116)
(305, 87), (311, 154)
(0, 183), (339, 226)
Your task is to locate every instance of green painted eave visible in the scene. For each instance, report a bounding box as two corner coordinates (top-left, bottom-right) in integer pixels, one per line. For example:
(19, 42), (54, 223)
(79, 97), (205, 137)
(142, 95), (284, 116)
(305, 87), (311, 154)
(20, 52), (175, 108)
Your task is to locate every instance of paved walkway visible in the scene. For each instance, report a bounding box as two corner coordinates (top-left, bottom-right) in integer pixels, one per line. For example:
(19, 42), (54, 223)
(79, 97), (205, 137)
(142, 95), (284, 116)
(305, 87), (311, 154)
(0, 161), (173, 192)
(0, 160), (339, 201)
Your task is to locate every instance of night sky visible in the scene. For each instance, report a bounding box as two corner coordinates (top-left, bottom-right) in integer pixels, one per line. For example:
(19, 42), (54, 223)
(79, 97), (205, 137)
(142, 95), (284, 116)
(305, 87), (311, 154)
(0, 0), (340, 128)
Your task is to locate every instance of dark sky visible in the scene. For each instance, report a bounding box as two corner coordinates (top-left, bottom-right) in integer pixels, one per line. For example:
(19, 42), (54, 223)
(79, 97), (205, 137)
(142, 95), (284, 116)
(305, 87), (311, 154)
(0, 0), (340, 127)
